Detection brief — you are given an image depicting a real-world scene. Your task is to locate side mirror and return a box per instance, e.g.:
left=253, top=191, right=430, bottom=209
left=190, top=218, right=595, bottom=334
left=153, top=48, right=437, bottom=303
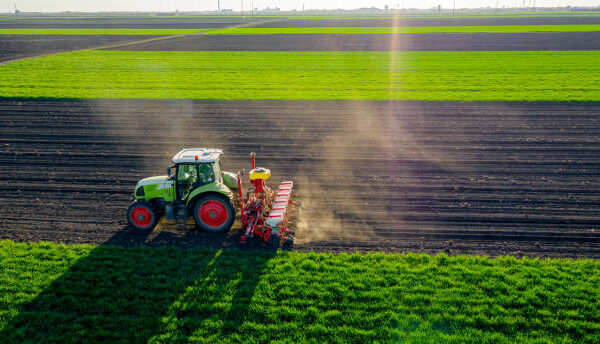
left=167, top=166, right=175, bottom=178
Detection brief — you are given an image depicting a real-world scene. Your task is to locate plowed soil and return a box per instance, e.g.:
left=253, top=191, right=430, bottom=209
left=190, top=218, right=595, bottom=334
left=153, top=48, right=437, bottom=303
left=255, top=16, right=600, bottom=27
left=107, top=32, right=600, bottom=51
left=0, top=35, right=161, bottom=62
left=1, top=99, right=599, bottom=257
left=0, top=19, right=260, bottom=29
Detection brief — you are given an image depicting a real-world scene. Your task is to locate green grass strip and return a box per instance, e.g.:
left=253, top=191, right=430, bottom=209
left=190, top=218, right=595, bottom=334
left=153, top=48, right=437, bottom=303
left=209, top=24, right=600, bottom=35
left=283, top=12, right=600, bottom=19
left=0, top=28, right=210, bottom=35
left=1, top=50, right=598, bottom=101
left=1, top=240, right=599, bottom=343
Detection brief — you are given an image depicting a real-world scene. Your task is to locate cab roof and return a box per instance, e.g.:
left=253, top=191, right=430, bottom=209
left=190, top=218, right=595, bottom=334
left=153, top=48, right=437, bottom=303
left=172, top=148, right=222, bottom=164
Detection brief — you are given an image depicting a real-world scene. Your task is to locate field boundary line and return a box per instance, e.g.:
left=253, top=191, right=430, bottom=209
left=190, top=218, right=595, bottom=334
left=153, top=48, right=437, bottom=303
left=0, top=34, right=199, bottom=67
left=92, top=17, right=285, bottom=50
left=0, top=17, right=284, bottom=67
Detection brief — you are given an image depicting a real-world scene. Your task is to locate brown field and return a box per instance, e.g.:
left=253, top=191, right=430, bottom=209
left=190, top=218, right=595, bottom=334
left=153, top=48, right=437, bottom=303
left=107, top=32, right=600, bottom=51
left=0, top=35, right=161, bottom=62
left=253, top=16, right=600, bottom=27
left=1, top=100, right=599, bottom=257
left=0, top=18, right=260, bottom=29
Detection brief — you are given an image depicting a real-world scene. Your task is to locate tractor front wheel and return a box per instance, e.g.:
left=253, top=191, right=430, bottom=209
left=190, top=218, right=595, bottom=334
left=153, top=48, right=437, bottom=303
left=127, top=201, right=158, bottom=231
left=193, top=194, right=235, bottom=232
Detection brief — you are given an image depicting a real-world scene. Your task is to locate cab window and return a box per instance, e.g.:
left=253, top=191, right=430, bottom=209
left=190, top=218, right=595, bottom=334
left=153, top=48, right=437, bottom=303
left=177, top=164, right=198, bottom=200
left=176, top=163, right=216, bottom=200
left=214, top=160, right=223, bottom=183
left=197, top=163, right=215, bottom=186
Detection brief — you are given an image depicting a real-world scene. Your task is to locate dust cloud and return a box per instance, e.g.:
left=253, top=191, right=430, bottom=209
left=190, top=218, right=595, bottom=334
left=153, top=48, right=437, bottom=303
left=291, top=99, right=466, bottom=244
left=292, top=101, right=400, bottom=244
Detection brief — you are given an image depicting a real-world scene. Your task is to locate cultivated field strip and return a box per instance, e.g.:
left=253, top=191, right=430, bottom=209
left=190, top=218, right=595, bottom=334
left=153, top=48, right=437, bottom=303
left=4, top=51, right=598, bottom=101
left=0, top=19, right=264, bottom=29
left=254, top=16, right=600, bottom=27
left=0, top=34, right=162, bottom=62
left=0, top=17, right=270, bottom=62
left=0, top=100, right=599, bottom=257
left=107, top=32, right=600, bottom=51
left=206, top=25, right=600, bottom=34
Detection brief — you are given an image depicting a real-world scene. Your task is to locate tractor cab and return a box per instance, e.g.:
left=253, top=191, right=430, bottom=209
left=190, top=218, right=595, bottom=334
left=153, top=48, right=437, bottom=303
left=174, top=162, right=215, bottom=200
left=171, top=148, right=222, bottom=201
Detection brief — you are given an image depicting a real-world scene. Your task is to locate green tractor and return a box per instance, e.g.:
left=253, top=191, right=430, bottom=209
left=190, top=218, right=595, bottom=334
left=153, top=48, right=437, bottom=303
left=127, top=148, right=239, bottom=232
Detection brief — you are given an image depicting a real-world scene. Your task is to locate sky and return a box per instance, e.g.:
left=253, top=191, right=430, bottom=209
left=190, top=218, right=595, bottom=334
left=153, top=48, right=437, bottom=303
left=2, top=0, right=599, bottom=13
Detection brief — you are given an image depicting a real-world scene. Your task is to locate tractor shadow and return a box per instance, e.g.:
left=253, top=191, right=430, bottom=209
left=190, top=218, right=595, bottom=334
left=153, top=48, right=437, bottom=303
left=0, top=226, right=278, bottom=343
left=104, top=214, right=276, bottom=251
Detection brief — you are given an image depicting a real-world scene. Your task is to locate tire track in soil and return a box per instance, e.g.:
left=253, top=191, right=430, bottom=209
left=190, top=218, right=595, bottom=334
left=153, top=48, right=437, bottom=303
left=0, top=99, right=599, bottom=258
left=0, top=18, right=274, bottom=65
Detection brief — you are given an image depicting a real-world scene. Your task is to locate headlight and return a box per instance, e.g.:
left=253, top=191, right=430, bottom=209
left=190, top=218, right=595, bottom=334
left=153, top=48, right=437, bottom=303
left=136, top=187, right=145, bottom=197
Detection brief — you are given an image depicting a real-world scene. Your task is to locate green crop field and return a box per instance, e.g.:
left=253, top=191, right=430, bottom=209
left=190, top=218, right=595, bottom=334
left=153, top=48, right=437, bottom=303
left=1, top=241, right=598, bottom=343
left=0, top=28, right=210, bottom=35
left=0, top=50, right=598, bottom=101
left=285, top=12, right=600, bottom=19
left=208, top=25, right=600, bottom=35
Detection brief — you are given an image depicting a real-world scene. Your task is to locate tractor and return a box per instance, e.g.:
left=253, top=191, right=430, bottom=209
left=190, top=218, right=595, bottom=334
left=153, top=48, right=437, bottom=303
left=127, top=148, right=295, bottom=247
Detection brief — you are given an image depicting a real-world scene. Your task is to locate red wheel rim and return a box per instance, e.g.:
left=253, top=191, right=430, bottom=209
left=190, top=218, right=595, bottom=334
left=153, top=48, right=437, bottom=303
left=199, top=200, right=227, bottom=227
left=130, top=206, right=153, bottom=228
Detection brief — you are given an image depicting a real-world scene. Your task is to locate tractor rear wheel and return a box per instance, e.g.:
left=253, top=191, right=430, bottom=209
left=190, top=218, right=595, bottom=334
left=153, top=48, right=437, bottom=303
left=127, top=201, right=158, bottom=231
left=193, top=194, right=235, bottom=232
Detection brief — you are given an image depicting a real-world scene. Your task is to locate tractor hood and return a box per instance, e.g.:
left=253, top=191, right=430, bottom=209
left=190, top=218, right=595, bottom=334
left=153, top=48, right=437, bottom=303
left=134, top=175, right=174, bottom=201
left=136, top=175, right=168, bottom=187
